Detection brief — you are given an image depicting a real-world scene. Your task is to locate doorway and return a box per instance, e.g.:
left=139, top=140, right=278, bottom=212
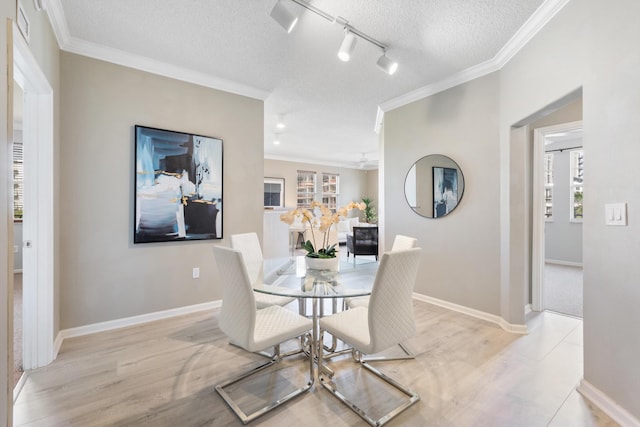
left=532, top=121, right=583, bottom=318
left=12, top=23, right=55, bottom=385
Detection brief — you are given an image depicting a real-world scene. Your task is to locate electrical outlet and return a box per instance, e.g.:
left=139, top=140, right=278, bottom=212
left=13, top=245, right=18, bottom=253
left=192, top=267, right=200, bottom=279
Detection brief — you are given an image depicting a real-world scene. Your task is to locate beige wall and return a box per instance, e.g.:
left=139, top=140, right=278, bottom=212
left=385, top=0, right=640, bottom=418
left=60, top=53, right=264, bottom=328
left=264, top=158, right=374, bottom=218
left=384, top=72, right=501, bottom=315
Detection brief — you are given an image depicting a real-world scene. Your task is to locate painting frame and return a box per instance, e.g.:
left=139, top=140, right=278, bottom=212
left=433, top=166, right=458, bottom=218
left=134, top=125, right=223, bottom=243
left=264, top=177, right=285, bottom=208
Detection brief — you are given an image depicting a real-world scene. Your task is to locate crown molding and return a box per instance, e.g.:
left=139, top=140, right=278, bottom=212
left=379, top=0, right=571, bottom=113
left=493, top=0, right=572, bottom=68
left=379, top=59, right=501, bottom=113
left=265, top=153, right=377, bottom=170
left=45, top=0, right=269, bottom=100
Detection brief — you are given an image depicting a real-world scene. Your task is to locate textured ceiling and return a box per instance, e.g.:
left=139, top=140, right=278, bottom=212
left=56, top=0, right=549, bottom=168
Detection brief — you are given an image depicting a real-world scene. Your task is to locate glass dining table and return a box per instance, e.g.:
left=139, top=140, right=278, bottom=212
left=256, top=256, right=378, bottom=376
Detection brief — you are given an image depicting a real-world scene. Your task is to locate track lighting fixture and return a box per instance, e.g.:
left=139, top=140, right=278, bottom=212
left=270, top=0, right=299, bottom=33
left=338, top=29, right=357, bottom=62
left=376, top=53, right=398, bottom=75
left=270, top=0, right=398, bottom=75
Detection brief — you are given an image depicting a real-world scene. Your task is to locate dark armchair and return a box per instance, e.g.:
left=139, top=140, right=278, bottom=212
left=346, top=226, right=378, bottom=264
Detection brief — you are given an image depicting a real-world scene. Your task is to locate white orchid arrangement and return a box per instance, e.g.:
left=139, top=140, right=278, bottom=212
left=280, top=200, right=365, bottom=258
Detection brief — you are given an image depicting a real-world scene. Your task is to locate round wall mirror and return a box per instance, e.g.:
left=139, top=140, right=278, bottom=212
left=404, top=154, right=465, bottom=218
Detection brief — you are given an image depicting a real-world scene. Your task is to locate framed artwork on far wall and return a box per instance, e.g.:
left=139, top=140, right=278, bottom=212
left=433, top=167, right=458, bottom=218
left=264, top=177, right=285, bottom=208
left=134, top=125, right=223, bottom=243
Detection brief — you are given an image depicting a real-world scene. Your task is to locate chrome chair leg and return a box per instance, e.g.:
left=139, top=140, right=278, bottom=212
left=361, top=342, right=415, bottom=362
left=216, top=338, right=314, bottom=424
left=318, top=330, right=420, bottom=427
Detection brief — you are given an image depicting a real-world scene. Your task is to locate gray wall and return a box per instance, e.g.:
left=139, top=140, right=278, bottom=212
left=500, top=0, right=640, bottom=417
left=384, top=72, right=501, bottom=315
left=60, top=53, right=264, bottom=329
left=386, top=0, right=640, bottom=418
left=501, top=0, right=638, bottom=418
left=264, top=158, right=374, bottom=218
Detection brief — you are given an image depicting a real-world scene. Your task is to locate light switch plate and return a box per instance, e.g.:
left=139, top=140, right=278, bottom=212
left=605, top=203, right=627, bottom=226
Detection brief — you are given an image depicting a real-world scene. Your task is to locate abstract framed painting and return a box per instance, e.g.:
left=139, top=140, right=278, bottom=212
left=134, top=125, right=223, bottom=243
left=433, top=166, right=458, bottom=218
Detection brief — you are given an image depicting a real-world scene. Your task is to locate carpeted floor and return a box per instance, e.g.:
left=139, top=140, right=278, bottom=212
left=544, top=263, right=583, bottom=318
left=14, top=273, right=23, bottom=389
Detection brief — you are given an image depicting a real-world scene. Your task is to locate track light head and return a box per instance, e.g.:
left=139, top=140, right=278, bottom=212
left=338, top=29, right=357, bottom=62
left=270, top=0, right=298, bottom=33
left=376, top=53, right=398, bottom=75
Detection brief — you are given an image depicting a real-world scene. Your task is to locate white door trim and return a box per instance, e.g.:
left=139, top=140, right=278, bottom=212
left=13, top=24, right=55, bottom=369
left=531, top=120, right=582, bottom=312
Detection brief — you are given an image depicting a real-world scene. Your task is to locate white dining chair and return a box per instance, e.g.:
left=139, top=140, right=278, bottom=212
left=212, top=246, right=313, bottom=424
left=344, top=234, right=418, bottom=310
left=230, top=232, right=296, bottom=309
left=319, top=247, right=422, bottom=426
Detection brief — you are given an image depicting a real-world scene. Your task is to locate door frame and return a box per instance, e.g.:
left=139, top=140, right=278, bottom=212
left=13, top=23, right=55, bottom=370
left=531, top=120, right=583, bottom=311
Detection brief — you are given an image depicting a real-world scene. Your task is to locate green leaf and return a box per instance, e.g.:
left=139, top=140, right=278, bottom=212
left=303, top=240, right=315, bottom=254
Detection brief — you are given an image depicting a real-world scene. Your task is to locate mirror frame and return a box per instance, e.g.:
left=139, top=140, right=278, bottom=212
left=404, top=154, right=465, bottom=218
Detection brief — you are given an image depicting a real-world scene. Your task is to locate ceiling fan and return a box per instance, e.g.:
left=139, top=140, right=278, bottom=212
left=356, top=152, right=377, bottom=169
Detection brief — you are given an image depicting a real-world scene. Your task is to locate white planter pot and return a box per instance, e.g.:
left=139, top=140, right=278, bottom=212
left=305, top=256, right=339, bottom=271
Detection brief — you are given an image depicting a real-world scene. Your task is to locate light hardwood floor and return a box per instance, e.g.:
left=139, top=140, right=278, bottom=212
left=14, top=302, right=618, bottom=426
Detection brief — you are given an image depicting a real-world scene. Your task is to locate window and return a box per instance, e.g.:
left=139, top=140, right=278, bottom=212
left=296, top=170, right=316, bottom=208
left=322, top=173, right=339, bottom=211
left=544, top=153, right=553, bottom=220
left=13, top=140, right=23, bottom=220
left=264, top=177, right=284, bottom=208
left=570, top=149, right=584, bottom=221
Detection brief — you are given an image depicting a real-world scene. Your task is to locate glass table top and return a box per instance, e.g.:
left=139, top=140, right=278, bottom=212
left=256, top=256, right=378, bottom=299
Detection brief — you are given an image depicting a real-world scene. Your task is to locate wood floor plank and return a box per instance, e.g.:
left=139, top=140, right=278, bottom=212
left=14, top=303, right=619, bottom=426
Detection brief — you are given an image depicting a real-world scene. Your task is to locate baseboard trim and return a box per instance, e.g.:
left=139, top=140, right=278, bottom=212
left=577, top=379, right=640, bottom=427
left=13, top=371, right=28, bottom=403
left=545, top=259, right=583, bottom=267
left=524, top=304, right=533, bottom=316
left=412, top=293, right=528, bottom=334
left=57, top=300, right=222, bottom=341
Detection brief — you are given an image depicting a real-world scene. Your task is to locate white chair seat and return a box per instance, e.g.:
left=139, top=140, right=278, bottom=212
left=251, top=305, right=312, bottom=352
left=320, top=306, right=372, bottom=352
